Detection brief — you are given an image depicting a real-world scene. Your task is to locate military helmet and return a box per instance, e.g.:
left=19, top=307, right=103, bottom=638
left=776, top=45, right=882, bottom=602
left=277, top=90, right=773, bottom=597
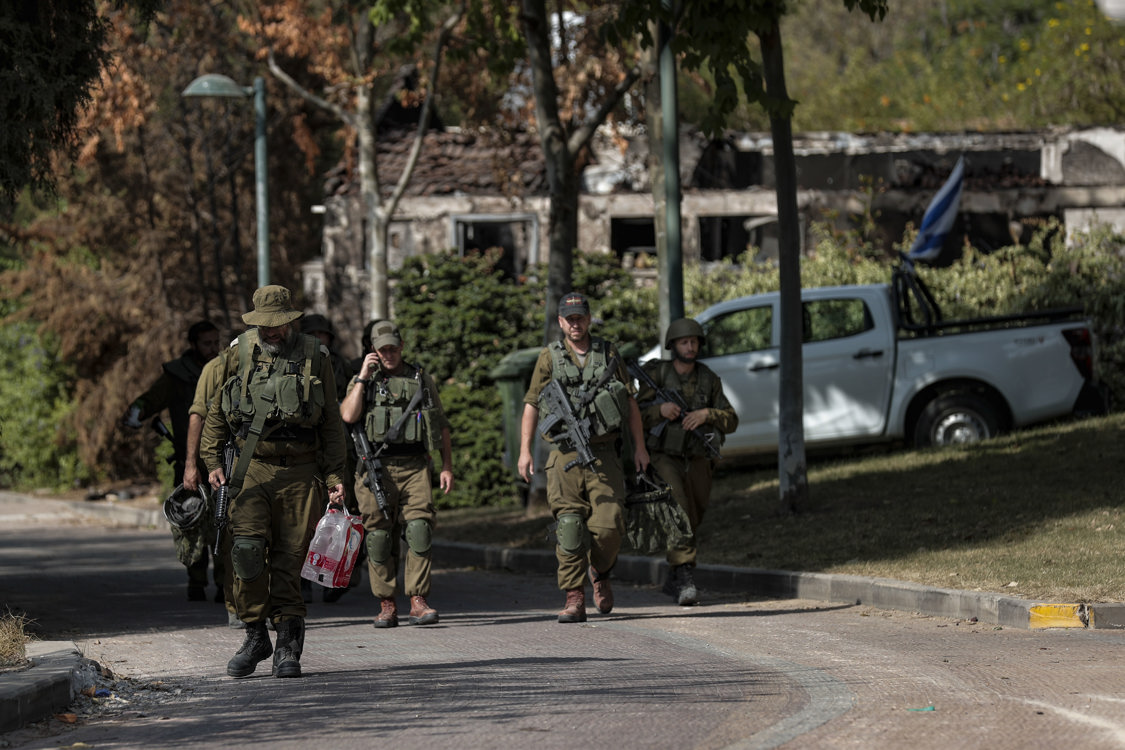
left=163, top=483, right=210, bottom=530
left=664, top=317, right=705, bottom=349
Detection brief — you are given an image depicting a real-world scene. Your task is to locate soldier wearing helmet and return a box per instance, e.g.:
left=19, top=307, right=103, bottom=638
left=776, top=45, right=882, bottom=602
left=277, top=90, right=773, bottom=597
left=637, top=317, right=738, bottom=606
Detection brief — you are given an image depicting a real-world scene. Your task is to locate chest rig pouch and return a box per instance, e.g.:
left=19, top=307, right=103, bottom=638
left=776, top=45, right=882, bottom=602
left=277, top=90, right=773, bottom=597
left=540, top=340, right=630, bottom=438
left=220, top=330, right=326, bottom=438
left=364, top=364, right=440, bottom=451
left=645, top=361, right=717, bottom=457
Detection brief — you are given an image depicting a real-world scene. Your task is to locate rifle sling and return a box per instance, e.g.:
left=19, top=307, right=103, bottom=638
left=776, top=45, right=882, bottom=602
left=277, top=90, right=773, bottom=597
left=228, top=378, right=284, bottom=493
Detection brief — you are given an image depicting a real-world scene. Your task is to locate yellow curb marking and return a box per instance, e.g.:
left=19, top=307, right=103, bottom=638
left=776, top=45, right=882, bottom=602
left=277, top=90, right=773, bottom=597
left=1029, top=604, right=1086, bottom=629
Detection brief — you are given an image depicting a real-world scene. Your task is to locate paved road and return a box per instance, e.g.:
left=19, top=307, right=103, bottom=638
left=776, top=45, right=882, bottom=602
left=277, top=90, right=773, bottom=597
left=3, top=498, right=1125, bottom=748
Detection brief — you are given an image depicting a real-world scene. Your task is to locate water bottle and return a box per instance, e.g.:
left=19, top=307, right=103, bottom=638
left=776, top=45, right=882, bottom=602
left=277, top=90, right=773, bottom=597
left=301, top=506, right=344, bottom=585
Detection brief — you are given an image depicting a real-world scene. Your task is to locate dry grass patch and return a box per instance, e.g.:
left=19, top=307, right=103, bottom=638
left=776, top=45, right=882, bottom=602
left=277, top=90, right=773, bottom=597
left=0, top=610, right=32, bottom=670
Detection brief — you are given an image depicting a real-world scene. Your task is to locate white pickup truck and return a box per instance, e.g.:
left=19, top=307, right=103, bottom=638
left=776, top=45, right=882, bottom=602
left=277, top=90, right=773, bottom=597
left=659, top=271, right=1106, bottom=456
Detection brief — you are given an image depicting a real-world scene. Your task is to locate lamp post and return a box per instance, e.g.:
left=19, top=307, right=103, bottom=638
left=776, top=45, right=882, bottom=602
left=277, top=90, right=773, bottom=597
left=183, top=74, right=270, bottom=288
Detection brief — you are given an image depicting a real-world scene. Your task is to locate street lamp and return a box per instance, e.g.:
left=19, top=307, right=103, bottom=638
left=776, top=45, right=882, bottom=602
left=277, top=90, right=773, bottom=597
left=183, top=74, right=270, bottom=288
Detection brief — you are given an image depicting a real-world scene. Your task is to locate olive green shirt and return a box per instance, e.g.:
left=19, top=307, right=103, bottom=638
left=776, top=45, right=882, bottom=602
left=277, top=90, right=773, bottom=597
left=190, top=347, right=233, bottom=419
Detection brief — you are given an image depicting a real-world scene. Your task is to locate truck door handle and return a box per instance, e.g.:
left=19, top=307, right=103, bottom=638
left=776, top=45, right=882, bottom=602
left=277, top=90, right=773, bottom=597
left=749, top=362, right=780, bottom=372
left=853, top=348, right=884, bottom=359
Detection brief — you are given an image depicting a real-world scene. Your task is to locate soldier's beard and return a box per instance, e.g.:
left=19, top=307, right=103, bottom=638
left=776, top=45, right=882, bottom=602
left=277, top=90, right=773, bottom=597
left=673, top=351, right=697, bottom=365
left=261, top=327, right=297, bottom=356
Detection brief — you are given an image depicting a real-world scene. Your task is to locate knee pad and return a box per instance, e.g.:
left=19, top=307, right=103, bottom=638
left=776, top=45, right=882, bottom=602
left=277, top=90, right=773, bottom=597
left=555, top=513, right=589, bottom=555
left=230, top=536, right=267, bottom=582
left=405, top=519, right=432, bottom=555
left=365, top=529, right=393, bottom=564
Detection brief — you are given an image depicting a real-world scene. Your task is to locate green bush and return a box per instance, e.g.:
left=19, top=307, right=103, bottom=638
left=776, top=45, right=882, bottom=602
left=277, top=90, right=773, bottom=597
left=434, top=383, right=518, bottom=508
left=392, top=249, right=542, bottom=387
left=0, top=322, right=90, bottom=489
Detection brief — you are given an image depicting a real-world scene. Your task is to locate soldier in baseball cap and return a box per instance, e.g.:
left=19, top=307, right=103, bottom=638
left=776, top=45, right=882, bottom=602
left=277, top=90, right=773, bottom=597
left=368, top=320, right=403, bottom=350
left=558, top=292, right=590, bottom=318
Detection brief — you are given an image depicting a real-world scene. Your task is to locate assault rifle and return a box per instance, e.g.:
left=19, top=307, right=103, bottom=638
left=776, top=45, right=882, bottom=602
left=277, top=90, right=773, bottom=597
left=351, top=425, right=391, bottom=519
left=627, top=359, right=721, bottom=460
left=213, top=440, right=237, bottom=553
left=537, top=379, right=597, bottom=472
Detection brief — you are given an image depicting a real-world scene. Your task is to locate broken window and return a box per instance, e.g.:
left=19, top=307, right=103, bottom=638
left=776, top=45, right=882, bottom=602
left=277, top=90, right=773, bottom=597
left=451, top=214, right=539, bottom=279
left=610, top=216, right=656, bottom=268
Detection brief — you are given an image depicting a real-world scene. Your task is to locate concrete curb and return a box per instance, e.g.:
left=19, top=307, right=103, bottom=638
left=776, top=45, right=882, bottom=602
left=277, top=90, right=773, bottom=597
left=435, top=540, right=1125, bottom=631
left=0, top=642, right=81, bottom=734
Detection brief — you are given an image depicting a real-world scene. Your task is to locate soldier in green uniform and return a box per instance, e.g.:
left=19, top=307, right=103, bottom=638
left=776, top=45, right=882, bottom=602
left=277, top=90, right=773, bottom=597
left=201, top=286, right=347, bottom=679
left=518, top=292, right=649, bottom=623
left=340, top=320, right=454, bottom=628
left=637, top=318, right=739, bottom=606
left=123, top=320, right=222, bottom=601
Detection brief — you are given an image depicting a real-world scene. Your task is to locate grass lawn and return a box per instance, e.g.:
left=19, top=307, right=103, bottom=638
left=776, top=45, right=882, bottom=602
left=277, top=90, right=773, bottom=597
left=437, top=412, right=1125, bottom=603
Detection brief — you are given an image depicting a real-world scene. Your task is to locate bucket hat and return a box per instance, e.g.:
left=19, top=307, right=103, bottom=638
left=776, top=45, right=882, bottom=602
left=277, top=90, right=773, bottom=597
left=242, top=285, right=304, bottom=327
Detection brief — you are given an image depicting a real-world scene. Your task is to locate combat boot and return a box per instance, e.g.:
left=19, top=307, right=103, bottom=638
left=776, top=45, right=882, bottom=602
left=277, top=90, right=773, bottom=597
left=226, top=621, right=272, bottom=678
left=373, top=597, right=398, bottom=629
left=676, top=565, right=699, bottom=606
left=409, top=595, right=439, bottom=626
left=557, top=588, right=587, bottom=623
left=588, top=565, right=614, bottom=614
left=272, top=618, right=305, bottom=678
left=661, top=565, right=681, bottom=599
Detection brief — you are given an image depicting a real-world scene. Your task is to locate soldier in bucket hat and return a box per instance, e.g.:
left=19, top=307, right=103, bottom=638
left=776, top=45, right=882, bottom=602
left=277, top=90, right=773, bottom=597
left=201, top=285, right=348, bottom=679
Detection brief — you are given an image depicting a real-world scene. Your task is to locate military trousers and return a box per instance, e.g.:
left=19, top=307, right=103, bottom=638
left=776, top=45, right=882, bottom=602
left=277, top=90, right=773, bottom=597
left=353, top=454, right=436, bottom=599
left=228, top=456, right=322, bottom=623
left=546, top=441, right=626, bottom=590
left=651, top=453, right=713, bottom=567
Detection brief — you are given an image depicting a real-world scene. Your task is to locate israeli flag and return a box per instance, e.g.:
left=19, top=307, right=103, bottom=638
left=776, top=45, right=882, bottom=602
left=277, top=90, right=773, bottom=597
left=906, top=155, right=965, bottom=265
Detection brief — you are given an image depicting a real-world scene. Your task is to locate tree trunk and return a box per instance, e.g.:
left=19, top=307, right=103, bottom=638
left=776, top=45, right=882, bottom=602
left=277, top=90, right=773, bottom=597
left=521, top=0, right=576, bottom=345
left=761, top=20, right=808, bottom=515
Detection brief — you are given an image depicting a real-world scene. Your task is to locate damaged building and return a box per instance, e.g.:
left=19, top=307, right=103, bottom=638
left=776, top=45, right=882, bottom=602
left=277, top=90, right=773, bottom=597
left=304, top=125, right=1125, bottom=359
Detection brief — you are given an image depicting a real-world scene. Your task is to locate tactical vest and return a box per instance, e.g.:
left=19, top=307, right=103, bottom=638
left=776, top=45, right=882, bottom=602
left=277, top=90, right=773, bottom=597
left=363, top=363, right=441, bottom=451
left=219, top=329, right=327, bottom=437
left=643, top=360, right=719, bottom=457
left=540, top=339, right=630, bottom=437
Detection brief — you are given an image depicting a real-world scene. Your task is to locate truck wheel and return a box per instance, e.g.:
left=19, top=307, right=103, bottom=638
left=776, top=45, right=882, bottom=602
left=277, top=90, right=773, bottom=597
left=913, top=393, right=1000, bottom=448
